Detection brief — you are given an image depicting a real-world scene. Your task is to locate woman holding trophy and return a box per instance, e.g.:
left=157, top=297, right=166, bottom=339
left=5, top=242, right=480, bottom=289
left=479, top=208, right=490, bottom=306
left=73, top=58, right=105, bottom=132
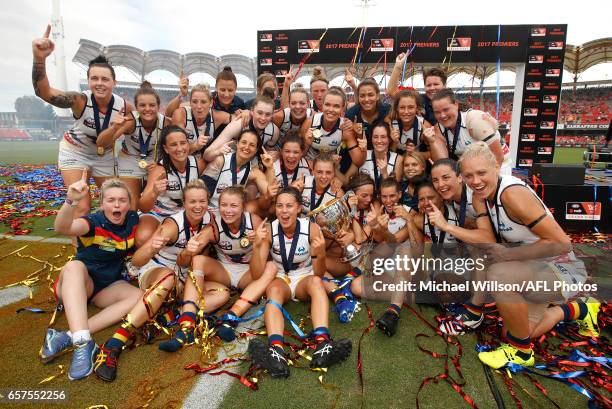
left=248, top=187, right=352, bottom=378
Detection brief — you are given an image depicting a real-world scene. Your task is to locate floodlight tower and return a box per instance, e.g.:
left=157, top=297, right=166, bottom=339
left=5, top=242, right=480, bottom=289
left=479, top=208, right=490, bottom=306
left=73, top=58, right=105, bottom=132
left=51, top=0, right=70, bottom=116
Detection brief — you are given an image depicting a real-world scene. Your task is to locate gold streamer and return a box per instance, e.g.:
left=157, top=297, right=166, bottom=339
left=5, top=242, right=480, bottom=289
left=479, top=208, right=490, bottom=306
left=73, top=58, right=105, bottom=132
left=38, top=364, right=65, bottom=384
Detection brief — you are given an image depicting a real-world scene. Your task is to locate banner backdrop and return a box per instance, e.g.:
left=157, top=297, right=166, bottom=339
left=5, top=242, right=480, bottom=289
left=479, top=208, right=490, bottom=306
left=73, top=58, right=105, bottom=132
left=257, top=24, right=568, bottom=166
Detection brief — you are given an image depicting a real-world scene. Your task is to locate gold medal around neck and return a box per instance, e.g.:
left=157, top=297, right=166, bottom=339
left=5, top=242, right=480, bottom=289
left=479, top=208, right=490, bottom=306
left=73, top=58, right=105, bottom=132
left=240, top=236, right=250, bottom=248
left=138, top=159, right=148, bottom=169
left=97, top=146, right=105, bottom=156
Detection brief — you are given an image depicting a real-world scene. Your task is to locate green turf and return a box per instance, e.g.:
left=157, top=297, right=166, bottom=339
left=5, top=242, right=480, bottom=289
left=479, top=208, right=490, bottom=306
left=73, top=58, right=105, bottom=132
left=220, top=302, right=592, bottom=409
left=553, top=147, right=585, bottom=165
left=0, top=241, right=608, bottom=408
left=0, top=141, right=59, bottom=165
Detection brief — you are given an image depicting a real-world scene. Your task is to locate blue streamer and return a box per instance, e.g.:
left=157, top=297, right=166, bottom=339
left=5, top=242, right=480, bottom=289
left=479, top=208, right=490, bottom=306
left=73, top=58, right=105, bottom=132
left=266, top=299, right=306, bottom=338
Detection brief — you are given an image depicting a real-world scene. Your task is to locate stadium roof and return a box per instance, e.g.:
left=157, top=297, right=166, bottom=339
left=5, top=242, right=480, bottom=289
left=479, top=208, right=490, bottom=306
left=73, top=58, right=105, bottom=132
left=73, top=37, right=611, bottom=84
left=72, top=39, right=258, bottom=83
left=564, top=38, right=612, bottom=80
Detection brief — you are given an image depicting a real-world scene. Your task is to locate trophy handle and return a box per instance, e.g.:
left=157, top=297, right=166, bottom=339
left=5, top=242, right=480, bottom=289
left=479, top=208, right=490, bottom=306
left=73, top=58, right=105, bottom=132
left=342, top=190, right=357, bottom=219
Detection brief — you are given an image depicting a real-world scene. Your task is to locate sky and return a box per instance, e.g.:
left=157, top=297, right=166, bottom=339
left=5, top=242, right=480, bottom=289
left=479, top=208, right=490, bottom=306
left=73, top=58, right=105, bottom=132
left=1, top=0, right=610, bottom=111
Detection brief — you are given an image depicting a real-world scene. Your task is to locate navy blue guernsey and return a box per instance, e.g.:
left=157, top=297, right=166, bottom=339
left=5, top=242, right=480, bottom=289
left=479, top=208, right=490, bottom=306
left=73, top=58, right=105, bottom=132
left=76, top=210, right=139, bottom=289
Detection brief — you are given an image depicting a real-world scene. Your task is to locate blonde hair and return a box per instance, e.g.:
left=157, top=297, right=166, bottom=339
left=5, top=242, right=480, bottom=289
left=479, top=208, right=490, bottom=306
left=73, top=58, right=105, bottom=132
left=458, top=141, right=497, bottom=168
left=183, top=179, right=209, bottom=198
left=403, top=152, right=426, bottom=169
left=190, top=83, right=212, bottom=101
left=100, top=178, right=131, bottom=202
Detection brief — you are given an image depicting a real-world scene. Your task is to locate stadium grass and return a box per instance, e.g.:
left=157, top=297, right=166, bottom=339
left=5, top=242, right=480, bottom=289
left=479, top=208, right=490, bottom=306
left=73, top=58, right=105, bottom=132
left=0, top=240, right=596, bottom=409
left=0, top=141, right=59, bottom=165
left=553, top=147, right=585, bottom=165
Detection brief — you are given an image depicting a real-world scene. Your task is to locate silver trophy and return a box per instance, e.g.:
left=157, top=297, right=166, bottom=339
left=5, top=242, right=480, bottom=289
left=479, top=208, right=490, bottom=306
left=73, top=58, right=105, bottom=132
left=307, top=191, right=362, bottom=264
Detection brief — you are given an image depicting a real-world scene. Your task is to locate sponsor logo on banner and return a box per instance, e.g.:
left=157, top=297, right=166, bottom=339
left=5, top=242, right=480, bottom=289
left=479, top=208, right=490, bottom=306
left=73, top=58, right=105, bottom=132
left=526, top=81, right=541, bottom=90
left=298, top=40, right=320, bottom=53
left=260, top=33, right=272, bottom=42
left=548, top=41, right=564, bottom=50
left=543, top=95, right=558, bottom=103
left=566, top=202, right=601, bottom=221
left=276, top=45, right=288, bottom=54
left=546, top=68, right=561, bottom=77
left=550, top=27, right=566, bottom=36
left=531, top=27, right=546, bottom=36
left=539, top=135, right=554, bottom=142
left=529, top=55, right=544, bottom=63
left=563, top=124, right=609, bottom=130
left=547, top=55, right=562, bottom=63
left=538, top=146, right=553, bottom=155
left=523, top=108, right=538, bottom=116
left=520, top=146, right=535, bottom=154
left=519, top=159, right=533, bottom=167
left=527, top=68, right=543, bottom=76
left=371, top=38, right=394, bottom=52
left=541, top=121, right=555, bottom=129
left=259, top=46, right=272, bottom=53
left=447, top=37, right=471, bottom=51
left=275, top=33, right=288, bottom=41
left=524, top=95, right=539, bottom=103
left=529, top=41, right=545, bottom=49
left=521, top=133, right=536, bottom=142
left=275, top=69, right=288, bottom=77
left=260, top=58, right=272, bottom=66
left=275, top=58, right=289, bottom=65
left=541, top=108, right=556, bottom=116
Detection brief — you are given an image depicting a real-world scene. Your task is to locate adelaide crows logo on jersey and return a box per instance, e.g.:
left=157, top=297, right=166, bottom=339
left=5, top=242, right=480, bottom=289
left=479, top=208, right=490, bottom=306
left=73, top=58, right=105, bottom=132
left=218, top=240, right=232, bottom=251
left=175, top=237, right=187, bottom=249
left=168, top=180, right=181, bottom=192
left=297, top=246, right=307, bottom=255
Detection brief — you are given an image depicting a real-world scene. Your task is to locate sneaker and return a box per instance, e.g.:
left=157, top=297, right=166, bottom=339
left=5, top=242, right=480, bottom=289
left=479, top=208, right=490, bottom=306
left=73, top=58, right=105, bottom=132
left=248, top=338, right=290, bottom=379
left=68, top=339, right=99, bottom=380
left=93, top=344, right=122, bottom=382
left=40, top=329, right=72, bottom=363
left=158, top=326, right=195, bottom=352
left=376, top=310, right=400, bottom=337
left=310, top=338, right=352, bottom=369
left=335, top=297, right=361, bottom=323
left=576, top=299, right=600, bottom=337
left=438, top=306, right=484, bottom=336
left=478, top=343, right=535, bottom=369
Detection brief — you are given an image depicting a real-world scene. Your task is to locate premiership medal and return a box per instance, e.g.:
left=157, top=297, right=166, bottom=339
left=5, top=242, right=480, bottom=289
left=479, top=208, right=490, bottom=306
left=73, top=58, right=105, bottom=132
left=97, top=146, right=105, bottom=156
left=240, top=236, right=250, bottom=248
left=312, top=128, right=321, bottom=144
left=138, top=159, right=148, bottom=169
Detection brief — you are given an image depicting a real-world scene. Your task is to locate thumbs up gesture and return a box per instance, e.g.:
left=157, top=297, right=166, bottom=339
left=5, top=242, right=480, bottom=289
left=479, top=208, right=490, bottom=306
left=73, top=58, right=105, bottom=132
left=153, top=171, right=168, bottom=196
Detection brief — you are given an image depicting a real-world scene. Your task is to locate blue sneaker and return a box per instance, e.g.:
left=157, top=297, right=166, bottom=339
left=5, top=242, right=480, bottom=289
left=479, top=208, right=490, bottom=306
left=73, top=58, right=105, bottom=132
left=335, top=297, right=360, bottom=323
left=333, top=280, right=360, bottom=323
left=40, top=329, right=72, bottom=363
left=68, top=340, right=99, bottom=380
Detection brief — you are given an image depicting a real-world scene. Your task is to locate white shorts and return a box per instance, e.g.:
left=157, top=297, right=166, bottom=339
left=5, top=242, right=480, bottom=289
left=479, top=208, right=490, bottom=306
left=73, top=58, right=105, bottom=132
left=548, top=259, right=588, bottom=299
left=277, top=268, right=313, bottom=301
left=58, top=140, right=114, bottom=177
left=138, top=258, right=185, bottom=292
left=140, top=211, right=169, bottom=223
left=222, top=262, right=250, bottom=288
left=117, top=150, right=148, bottom=179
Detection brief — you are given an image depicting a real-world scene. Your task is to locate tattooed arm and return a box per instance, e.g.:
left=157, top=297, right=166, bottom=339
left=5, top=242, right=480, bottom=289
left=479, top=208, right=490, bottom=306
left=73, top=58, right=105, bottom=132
left=32, top=25, right=85, bottom=113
